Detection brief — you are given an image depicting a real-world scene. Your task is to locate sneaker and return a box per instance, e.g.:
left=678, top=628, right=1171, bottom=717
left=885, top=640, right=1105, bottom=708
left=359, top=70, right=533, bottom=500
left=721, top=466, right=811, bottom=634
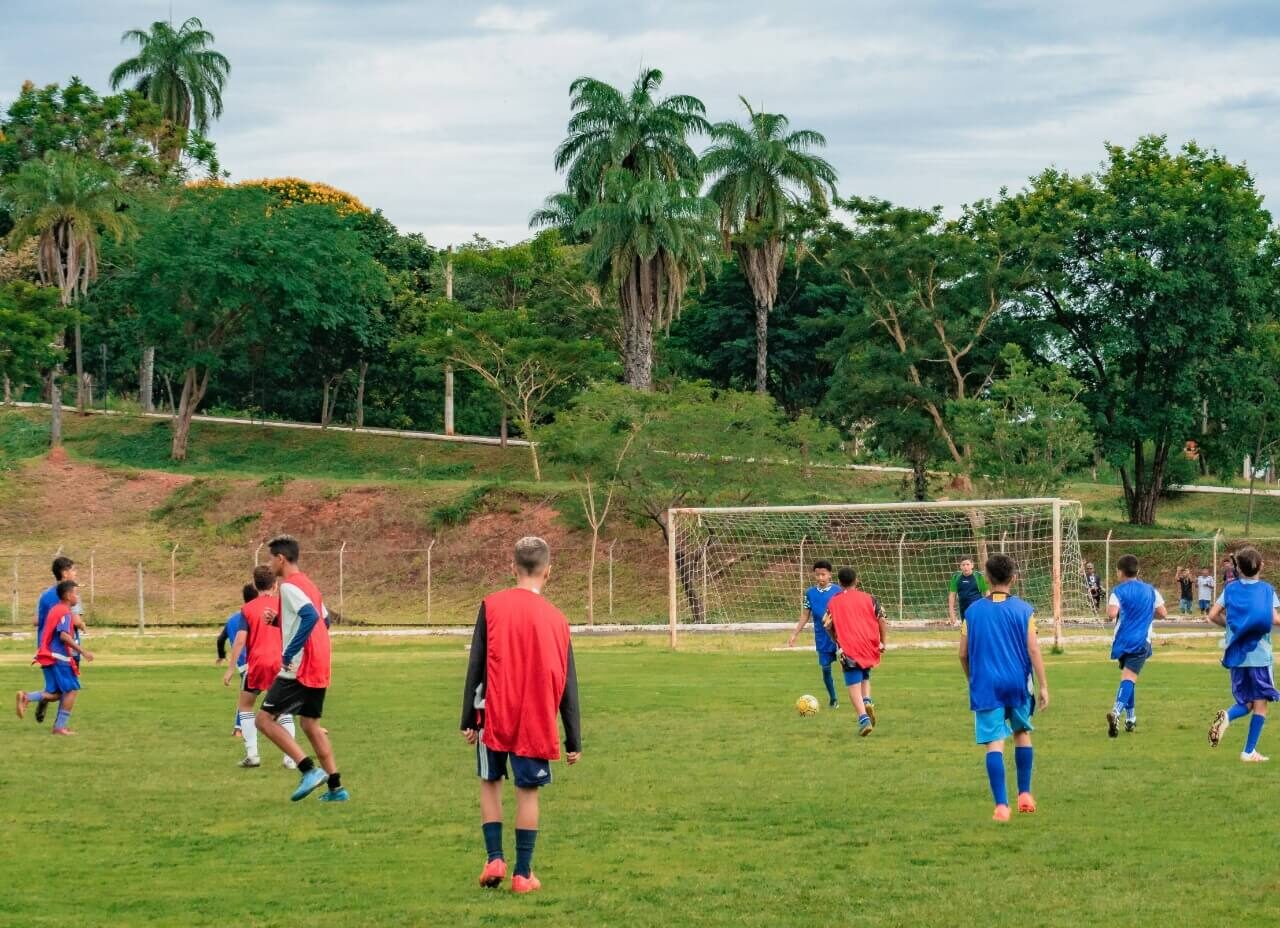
left=51, top=728, right=76, bottom=736
left=1209, top=710, right=1229, bottom=748
left=34, top=700, right=48, bottom=724
left=318, top=787, right=349, bottom=802
left=511, top=873, right=541, bottom=894
left=14, top=690, right=27, bottom=720
left=864, top=701, right=877, bottom=726
left=238, top=756, right=261, bottom=768
left=290, top=766, right=328, bottom=801
left=829, top=700, right=839, bottom=709
left=1125, top=718, right=1137, bottom=733
left=1107, top=710, right=1120, bottom=738
left=478, top=858, right=507, bottom=888
left=1240, top=751, right=1270, bottom=763
left=282, top=755, right=298, bottom=770
left=992, top=804, right=1011, bottom=822
left=1017, top=792, right=1037, bottom=814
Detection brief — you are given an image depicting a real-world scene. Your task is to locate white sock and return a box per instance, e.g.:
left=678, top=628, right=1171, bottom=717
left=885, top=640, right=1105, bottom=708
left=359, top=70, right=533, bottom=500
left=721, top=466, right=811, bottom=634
left=239, top=711, right=259, bottom=759
left=280, top=714, right=296, bottom=739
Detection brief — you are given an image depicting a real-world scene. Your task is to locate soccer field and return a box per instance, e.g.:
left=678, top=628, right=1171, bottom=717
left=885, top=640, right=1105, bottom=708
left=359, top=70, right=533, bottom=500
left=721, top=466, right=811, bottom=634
left=0, top=631, right=1269, bottom=927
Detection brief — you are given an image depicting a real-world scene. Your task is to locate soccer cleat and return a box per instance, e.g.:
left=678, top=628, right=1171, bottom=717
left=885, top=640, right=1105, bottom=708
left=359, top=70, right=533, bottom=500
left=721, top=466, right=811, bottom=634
left=1107, top=711, right=1120, bottom=738
left=318, top=787, right=349, bottom=802
left=829, top=700, right=839, bottom=708
left=290, top=766, right=328, bottom=801
left=282, top=755, right=298, bottom=770
left=238, top=756, right=261, bottom=768
left=15, top=691, right=27, bottom=720
left=478, top=858, right=507, bottom=888
left=864, top=701, right=877, bottom=726
left=1125, top=718, right=1137, bottom=733
left=34, top=700, right=48, bottom=724
left=1240, top=751, right=1270, bottom=763
left=1208, top=710, right=1229, bottom=748
left=51, top=728, right=76, bottom=736
left=1016, top=792, right=1037, bottom=814
left=992, top=804, right=1011, bottom=822
left=511, top=873, right=541, bottom=894
left=858, top=716, right=874, bottom=737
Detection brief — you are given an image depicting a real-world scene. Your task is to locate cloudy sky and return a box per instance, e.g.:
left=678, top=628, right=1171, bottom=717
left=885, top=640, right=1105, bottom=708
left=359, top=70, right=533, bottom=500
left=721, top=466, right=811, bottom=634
left=5, top=1, right=1280, bottom=244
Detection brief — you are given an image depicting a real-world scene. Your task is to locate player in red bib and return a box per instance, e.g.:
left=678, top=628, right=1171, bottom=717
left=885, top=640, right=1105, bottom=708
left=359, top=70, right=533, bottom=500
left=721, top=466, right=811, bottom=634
left=222, top=566, right=298, bottom=769
left=255, top=535, right=345, bottom=803
left=16, top=580, right=94, bottom=734
left=823, top=567, right=888, bottom=737
left=461, top=536, right=582, bottom=894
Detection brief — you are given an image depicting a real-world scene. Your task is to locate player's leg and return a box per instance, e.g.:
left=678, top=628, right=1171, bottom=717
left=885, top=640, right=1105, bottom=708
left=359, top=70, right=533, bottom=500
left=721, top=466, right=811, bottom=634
left=298, top=714, right=347, bottom=801
left=861, top=678, right=875, bottom=723
left=477, top=741, right=509, bottom=887
left=1242, top=697, right=1270, bottom=762
left=278, top=714, right=298, bottom=768
left=1109, top=664, right=1140, bottom=737
left=1010, top=699, right=1037, bottom=814
left=52, top=689, right=78, bottom=735
left=511, top=776, right=543, bottom=893
left=818, top=651, right=838, bottom=707
left=15, top=688, right=58, bottom=720
left=975, top=709, right=1011, bottom=820
left=844, top=667, right=871, bottom=735
left=236, top=688, right=260, bottom=766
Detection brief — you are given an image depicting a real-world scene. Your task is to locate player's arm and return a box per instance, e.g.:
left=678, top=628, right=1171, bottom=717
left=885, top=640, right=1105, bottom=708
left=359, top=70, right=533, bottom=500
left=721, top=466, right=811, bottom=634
left=1207, top=595, right=1227, bottom=627
left=280, top=592, right=321, bottom=671
left=1106, top=592, right=1120, bottom=622
left=223, top=628, right=248, bottom=686
left=460, top=603, right=487, bottom=740
left=58, top=627, right=92, bottom=662
left=957, top=623, right=969, bottom=678
left=1025, top=617, right=1049, bottom=709
left=788, top=605, right=811, bottom=647
left=1153, top=591, right=1168, bottom=620
left=216, top=626, right=229, bottom=664
left=559, top=643, right=582, bottom=764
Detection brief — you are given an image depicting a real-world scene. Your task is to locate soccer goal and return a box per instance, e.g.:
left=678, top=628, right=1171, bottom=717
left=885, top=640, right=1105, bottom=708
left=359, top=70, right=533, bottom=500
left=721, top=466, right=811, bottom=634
left=666, top=498, right=1093, bottom=646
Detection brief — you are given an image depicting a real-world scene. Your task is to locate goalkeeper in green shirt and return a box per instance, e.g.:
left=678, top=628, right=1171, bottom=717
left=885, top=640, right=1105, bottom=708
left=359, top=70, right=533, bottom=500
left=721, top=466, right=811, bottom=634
left=948, top=558, right=989, bottom=625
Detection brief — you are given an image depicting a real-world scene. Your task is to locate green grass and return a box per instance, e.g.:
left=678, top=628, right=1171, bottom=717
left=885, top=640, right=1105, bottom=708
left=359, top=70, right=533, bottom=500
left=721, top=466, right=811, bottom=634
left=0, top=631, right=1268, bottom=926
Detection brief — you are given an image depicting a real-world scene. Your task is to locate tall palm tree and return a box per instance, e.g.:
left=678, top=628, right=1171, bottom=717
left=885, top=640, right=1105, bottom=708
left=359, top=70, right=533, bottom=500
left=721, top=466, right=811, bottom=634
left=3, top=152, right=133, bottom=440
left=110, top=17, right=230, bottom=162
left=702, top=98, right=838, bottom=393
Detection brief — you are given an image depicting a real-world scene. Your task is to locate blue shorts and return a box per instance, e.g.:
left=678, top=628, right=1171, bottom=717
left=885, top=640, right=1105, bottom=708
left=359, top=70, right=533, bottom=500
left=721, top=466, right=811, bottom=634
left=477, top=736, right=553, bottom=789
left=817, top=648, right=837, bottom=669
left=1179, top=597, right=1193, bottom=613
left=842, top=665, right=872, bottom=686
left=1199, top=599, right=1211, bottom=611
left=42, top=662, right=80, bottom=694
left=974, top=698, right=1035, bottom=744
left=1117, top=643, right=1153, bottom=674
left=1230, top=666, right=1280, bottom=704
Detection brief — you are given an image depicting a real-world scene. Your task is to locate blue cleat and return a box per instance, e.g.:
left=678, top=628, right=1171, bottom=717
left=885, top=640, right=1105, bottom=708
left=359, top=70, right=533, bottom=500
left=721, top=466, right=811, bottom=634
left=290, top=766, right=328, bottom=802
left=318, top=787, right=350, bottom=802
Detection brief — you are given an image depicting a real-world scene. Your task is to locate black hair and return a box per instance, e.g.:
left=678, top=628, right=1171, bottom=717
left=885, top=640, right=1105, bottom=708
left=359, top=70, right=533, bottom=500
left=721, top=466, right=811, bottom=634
left=56, top=579, right=78, bottom=600
left=52, top=556, right=74, bottom=580
left=242, top=583, right=257, bottom=603
left=813, top=560, right=833, bottom=572
left=267, top=534, right=300, bottom=564
left=252, top=565, right=275, bottom=592
left=986, top=553, right=1016, bottom=585
left=1117, top=554, right=1139, bottom=578
left=1235, top=547, right=1262, bottom=578
left=837, top=567, right=856, bottom=588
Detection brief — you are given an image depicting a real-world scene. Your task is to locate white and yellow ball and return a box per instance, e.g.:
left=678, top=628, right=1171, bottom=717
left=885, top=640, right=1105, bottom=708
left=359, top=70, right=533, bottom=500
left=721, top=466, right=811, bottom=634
left=795, top=694, right=820, bottom=717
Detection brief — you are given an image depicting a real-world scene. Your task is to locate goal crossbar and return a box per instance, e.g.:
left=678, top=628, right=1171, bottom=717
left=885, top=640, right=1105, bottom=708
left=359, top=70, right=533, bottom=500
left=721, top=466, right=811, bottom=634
left=671, top=498, right=1066, bottom=516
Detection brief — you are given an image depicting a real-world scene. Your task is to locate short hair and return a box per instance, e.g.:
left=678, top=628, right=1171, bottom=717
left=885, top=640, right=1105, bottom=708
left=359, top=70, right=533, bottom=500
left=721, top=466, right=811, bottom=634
left=56, top=579, right=78, bottom=600
left=242, top=583, right=257, bottom=603
left=52, top=556, right=74, bottom=580
left=267, top=534, right=300, bottom=564
left=252, top=565, right=275, bottom=591
left=837, top=567, right=857, bottom=588
left=813, top=559, right=833, bottom=572
left=514, top=536, right=551, bottom=575
left=959, top=557, right=974, bottom=566
left=1235, top=547, right=1262, bottom=578
left=985, top=553, right=1016, bottom=585
left=1117, top=554, right=1139, bottom=578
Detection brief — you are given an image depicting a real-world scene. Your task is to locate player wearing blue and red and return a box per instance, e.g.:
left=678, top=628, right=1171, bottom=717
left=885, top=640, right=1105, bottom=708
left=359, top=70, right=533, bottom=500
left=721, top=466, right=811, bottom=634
left=28, top=556, right=76, bottom=725
left=788, top=560, right=845, bottom=708
left=960, top=554, right=1050, bottom=822
left=823, top=567, right=887, bottom=736
left=461, top=536, right=582, bottom=895
left=255, top=535, right=343, bottom=802
left=16, top=580, right=94, bottom=734
left=222, top=569, right=297, bottom=768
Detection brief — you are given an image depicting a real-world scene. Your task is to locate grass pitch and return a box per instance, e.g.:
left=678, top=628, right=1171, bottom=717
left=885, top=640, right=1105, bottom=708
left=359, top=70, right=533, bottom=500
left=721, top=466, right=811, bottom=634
left=0, top=631, right=1270, bottom=927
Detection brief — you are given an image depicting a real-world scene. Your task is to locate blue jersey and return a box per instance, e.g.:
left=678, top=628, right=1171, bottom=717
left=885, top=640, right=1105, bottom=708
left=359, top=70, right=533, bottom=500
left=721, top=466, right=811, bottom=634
left=1219, top=578, right=1279, bottom=668
left=1110, top=579, right=1161, bottom=659
left=224, top=612, right=247, bottom=669
left=49, top=608, right=75, bottom=661
left=35, top=585, right=59, bottom=647
left=964, top=593, right=1034, bottom=712
left=804, top=585, right=841, bottom=652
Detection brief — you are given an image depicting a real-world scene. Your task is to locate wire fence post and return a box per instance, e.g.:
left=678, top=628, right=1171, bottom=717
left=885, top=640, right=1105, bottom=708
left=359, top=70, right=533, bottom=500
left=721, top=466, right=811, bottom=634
left=1212, top=530, right=1221, bottom=577
left=170, top=544, right=179, bottom=620
left=1104, top=530, right=1113, bottom=613
left=10, top=555, right=17, bottom=626
left=426, top=537, right=436, bottom=624
left=89, top=550, right=96, bottom=616
left=338, top=540, right=347, bottom=616
left=607, top=539, right=616, bottom=619
left=136, top=562, right=145, bottom=635
left=799, top=536, right=808, bottom=590
left=253, top=542, right=263, bottom=568
left=897, top=532, right=907, bottom=620
left=1000, top=531, right=1008, bottom=554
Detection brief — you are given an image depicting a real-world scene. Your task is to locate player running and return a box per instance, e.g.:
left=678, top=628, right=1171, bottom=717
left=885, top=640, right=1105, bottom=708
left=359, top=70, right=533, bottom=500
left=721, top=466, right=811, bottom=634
left=788, top=560, right=843, bottom=708
left=461, top=536, right=582, bottom=894
left=947, top=557, right=989, bottom=625
left=254, top=535, right=344, bottom=802
left=960, top=554, right=1050, bottom=822
left=223, top=568, right=298, bottom=769
left=31, top=556, right=77, bottom=724
left=823, top=567, right=887, bottom=736
left=16, top=580, right=94, bottom=734
left=1106, top=554, right=1167, bottom=737
left=1206, top=546, right=1280, bottom=762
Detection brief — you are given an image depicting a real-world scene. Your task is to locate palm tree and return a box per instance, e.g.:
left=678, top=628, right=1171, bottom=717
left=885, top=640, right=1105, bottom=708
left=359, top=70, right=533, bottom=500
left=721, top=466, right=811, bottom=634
left=110, top=17, right=230, bottom=162
left=3, top=152, right=133, bottom=440
left=701, top=98, right=838, bottom=393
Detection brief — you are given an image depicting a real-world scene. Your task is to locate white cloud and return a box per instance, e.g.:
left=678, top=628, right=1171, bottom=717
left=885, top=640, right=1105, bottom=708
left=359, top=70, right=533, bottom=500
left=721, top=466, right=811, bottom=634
left=473, top=5, right=552, bottom=33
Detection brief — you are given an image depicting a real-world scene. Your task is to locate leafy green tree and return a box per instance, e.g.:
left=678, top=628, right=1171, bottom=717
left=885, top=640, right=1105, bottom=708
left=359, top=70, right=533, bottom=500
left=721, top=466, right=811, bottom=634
left=110, top=17, right=230, bottom=161
left=0, top=281, right=67, bottom=403
left=701, top=98, right=837, bottom=393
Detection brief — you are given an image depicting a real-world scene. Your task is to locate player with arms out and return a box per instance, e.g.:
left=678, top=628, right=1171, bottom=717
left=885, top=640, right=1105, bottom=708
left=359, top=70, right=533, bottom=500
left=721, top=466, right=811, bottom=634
left=16, top=580, right=94, bottom=734
left=1206, top=546, right=1280, bottom=762
left=823, top=567, right=887, bottom=737
left=787, top=560, right=844, bottom=709
left=224, top=567, right=298, bottom=769
left=461, top=537, right=581, bottom=894
left=254, top=535, right=345, bottom=802
left=948, top=557, right=989, bottom=626
left=1106, top=554, right=1167, bottom=737
left=960, top=554, right=1049, bottom=822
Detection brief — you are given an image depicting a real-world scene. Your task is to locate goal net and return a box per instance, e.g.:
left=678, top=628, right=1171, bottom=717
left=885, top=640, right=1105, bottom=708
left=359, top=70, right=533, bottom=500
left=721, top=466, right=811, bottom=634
left=667, top=498, right=1093, bottom=636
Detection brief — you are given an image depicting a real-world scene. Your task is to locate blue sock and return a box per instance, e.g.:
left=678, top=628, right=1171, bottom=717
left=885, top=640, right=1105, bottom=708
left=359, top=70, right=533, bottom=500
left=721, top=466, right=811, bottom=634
left=25, top=691, right=43, bottom=702
left=514, top=828, right=537, bottom=878
left=1115, top=679, right=1135, bottom=714
left=1015, top=746, right=1033, bottom=795
left=482, top=821, right=503, bottom=862
left=858, top=714, right=870, bottom=725
left=1228, top=703, right=1251, bottom=722
left=1244, top=715, right=1266, bottom=754
left=821, top=666, right=837, bottom=704
left=54, top=708, right=70, bottom=729
left=985, top=750, right=1008, bottom=806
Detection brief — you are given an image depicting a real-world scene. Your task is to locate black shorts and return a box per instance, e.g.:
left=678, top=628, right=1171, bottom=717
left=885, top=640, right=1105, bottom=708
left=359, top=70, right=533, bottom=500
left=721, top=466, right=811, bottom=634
left=261, top=677, right=326, bottom=719
left=239, top=669, right=261, bottom=696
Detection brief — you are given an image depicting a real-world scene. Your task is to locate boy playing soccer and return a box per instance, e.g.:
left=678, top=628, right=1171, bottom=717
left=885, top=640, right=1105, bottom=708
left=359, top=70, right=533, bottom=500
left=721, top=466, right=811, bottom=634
left=788, top=560, right=845, bottom=708
left=823, top=567, right=886, bottom=736
left=1106, top=554, right=1167, bottom=737
left=223, top=568, right=298, bottom=769
left=461, top=536, right=581, bottom=894
left=254, top=535, right=345, bottom=802
left=1197, top=568, right=1215, bottom=616
left=1206, top=546, right=1280, bottom=762
left=948, top=557, right=989, bottom=625
left=31, top=556, right=76, bottom=724
left=16, top=580, right=94, bottom=734
left=959, top=554, right=1050, bottom=822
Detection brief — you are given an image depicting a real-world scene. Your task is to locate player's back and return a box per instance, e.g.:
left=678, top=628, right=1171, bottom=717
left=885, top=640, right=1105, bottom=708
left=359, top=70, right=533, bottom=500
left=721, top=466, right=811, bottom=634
left=964, top=594, right=1033, bottom=710
left=279, top=571, right=330, bottom=688
left=827, top=589, right=882, bottom=669
left=1111, top=579, right=1157, bottom=657
left=1222, top=578, right=1277, bottom=667
left=242, top=595, right=283, bottom=679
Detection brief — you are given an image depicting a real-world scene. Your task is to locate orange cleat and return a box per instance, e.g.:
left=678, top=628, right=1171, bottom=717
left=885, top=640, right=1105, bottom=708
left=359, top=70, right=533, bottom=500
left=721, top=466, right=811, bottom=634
left=511, top=873, right=541, bottom=894
left=992, top=804, right=1011, bottom=822
left=478, top=858, right=507, bottom=888
left=51, top=728, right=77, bottom=736
left=15, top=690, right=28, bottom=720
left=1017, top=792, right=1037, bottom=814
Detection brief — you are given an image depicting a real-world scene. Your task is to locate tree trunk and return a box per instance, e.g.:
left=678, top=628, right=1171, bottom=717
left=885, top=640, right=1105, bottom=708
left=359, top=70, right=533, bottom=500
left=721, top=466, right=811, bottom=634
left=170, top=367, right=209, bottom=461
left=140, top=346, right=155, bottom=413
left=586, top=527, right=598, bottom=626
left=321, top=377, right=331, bottom=428
left=49, top=364, right=62, bottom=447
left=753, top=298, right=769, bottom=395
left=912, top=456, right=928, bottom=502
left=500, top=414, right=508, bottom=448
left=355, top=361, right=368, bottom=429
left=74, top=320, right=85, bottom=413
left=619, top=255, right=658, bottom=391
left=735, top=240, right=785, bottom=396
left=3, top=376, right=10, bottom=405
left=517, top=410, right=541, bottom=481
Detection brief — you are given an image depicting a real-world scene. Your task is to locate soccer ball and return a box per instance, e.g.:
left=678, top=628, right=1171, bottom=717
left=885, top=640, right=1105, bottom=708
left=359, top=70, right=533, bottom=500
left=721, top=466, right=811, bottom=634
left=795, top=694, right=820, bottom=717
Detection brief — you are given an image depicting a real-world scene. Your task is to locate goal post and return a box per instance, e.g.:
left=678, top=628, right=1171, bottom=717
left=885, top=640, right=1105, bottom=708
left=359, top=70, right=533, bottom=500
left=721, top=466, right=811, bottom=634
left=666, top=498, right=1091, bottom=647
